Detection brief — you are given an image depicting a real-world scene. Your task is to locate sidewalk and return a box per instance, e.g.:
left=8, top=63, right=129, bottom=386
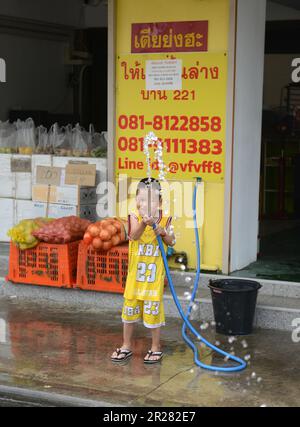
left=0, top=296, right=299, bottom=407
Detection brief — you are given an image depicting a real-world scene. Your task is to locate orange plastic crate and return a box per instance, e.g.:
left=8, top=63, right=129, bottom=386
left=75, top=241, right=128, bottom=293
left=7, top=241, right=80, bottom=288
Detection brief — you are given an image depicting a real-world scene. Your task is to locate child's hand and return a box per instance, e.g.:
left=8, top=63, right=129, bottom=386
left=142, top=215, right=155, bottom=226
left=154, top=226, right=167, bottom=237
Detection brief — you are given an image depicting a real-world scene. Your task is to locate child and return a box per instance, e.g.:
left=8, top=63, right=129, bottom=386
left=111, top=177, right=175, bottom=364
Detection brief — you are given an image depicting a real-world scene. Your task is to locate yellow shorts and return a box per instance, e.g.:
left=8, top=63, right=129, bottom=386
left=122, top=299, right=165, bottom=329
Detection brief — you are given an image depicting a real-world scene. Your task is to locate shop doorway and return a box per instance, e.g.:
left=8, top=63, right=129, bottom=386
left=0, top=0, right=108, bottom=132
left=232, top=0, right=300, bottom=282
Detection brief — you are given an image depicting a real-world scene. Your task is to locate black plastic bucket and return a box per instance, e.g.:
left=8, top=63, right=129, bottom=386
left=208, top=279, right=262, bottom=335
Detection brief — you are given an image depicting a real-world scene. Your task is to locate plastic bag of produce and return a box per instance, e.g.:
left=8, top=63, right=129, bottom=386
left=35, top=125, right=51, bottom=154
left=83, top=217, right=128, bottom=251
left=0, top=121, right=17, bottom=153
left=91, top=127, right=107, bottom=158
left=8, top=217, right=54, bottom=250
left=72, top=123, right=91, bottom=157
left=50, top=123, right=73, bottom=157
left=15, top=118, right=36, bottom=155
left=32, top=216, right=91, bottom=244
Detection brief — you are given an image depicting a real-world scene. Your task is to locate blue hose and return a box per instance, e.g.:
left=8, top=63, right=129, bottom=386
left=153, top=179, right=247, bottom=372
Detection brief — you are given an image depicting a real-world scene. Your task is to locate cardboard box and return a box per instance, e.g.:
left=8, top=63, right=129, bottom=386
left=1, top=197, right=108, bottom=242
left=0, top=154, right=32, bottom=199
left=32, top=184, right=97, bottom=206
left=52, top=156, right=107, bottom=186
left=32, top=155, right=53, bottom=184
left=65, top=163, right=96, bottom=187
left=0, top=198, right=14, bottom=241
left=15, top=200, right=98, bottom=222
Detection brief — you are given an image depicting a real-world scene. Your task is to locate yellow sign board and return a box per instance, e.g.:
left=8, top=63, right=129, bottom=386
left=115, top=0, right=231, bottom=270
left=116, top=53, right=227, bottom=182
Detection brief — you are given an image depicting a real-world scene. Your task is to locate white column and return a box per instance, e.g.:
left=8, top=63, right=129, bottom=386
left=229, top=0, right=266, bottom=272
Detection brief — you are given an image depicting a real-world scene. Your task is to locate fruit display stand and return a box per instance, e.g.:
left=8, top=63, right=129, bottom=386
left=75, top=242, right=129, bottom=293
left=7, top=240, right=80, bottom=288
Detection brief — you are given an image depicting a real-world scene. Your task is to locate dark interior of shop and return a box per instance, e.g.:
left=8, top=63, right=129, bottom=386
left=233, top=0, right=300, bottom=281
left=0, top=1, right=108, bottom=131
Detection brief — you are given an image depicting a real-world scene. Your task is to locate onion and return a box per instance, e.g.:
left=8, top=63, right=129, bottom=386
left=106, top=224, right=117, bottom=235
left=100, top=229, right=111, bottom=241
left=88, top=225, right=100, bottom=237
left=92, top=237, right=103, bottom=249
left=100, top=219, right=110, bottom=229
left=113, top=221, right=122, bottom=231
left=83, top=232, right=93, bottom=245
left=111, top=235, right=121, bottom=247
left=102, top=241, right=113, bottom=251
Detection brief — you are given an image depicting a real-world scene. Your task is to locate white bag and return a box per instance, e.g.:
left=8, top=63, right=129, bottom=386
left=15, top=118, right=36, bottom=154
left=0, top=121, right=17, bottom=153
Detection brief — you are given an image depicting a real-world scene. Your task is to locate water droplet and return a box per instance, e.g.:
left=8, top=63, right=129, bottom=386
left=226, top=312, right=231, bottom=316
left=192, top=303, right=198, bottom=311
left=185, top=276, right=192, bottom=283
left=180, top=265, right=186, bottom=271
left=244, top=354, right=251, bottom=361
left=241, top=340, right=248, bottom=348
left=224, top=356, right=229, bottom=362
left=211, top=321, right=216, bottom=327
left=257, top=377, right=262, bottom=383
left=228, top=336, right=236, bottom=344
left=215, top=341, right=220, bottom=346
left=200, top=322, right=209, bottom=330
left=251, top=372, right=256, bottom=379
left=190, top=369, right=194, bottom=374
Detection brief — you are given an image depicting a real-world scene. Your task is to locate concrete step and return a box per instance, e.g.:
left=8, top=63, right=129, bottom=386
left=170, top=270, right=300, bottom=299
left=1, top=278, right=299, bottom=332
left=164, top=287, right=300, bottom=332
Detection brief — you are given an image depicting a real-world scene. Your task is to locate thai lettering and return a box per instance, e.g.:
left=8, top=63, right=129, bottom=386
left=131, top=21, right=208, bottom=53
left=122, top=61, right=219, bottom=81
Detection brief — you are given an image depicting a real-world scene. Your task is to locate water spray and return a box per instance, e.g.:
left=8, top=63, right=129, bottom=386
left=143, top=132, right=247, bottom=372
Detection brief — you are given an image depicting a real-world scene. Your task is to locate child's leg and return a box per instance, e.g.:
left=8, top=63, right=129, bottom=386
left=111, top=299, right=141, bottom=360
left=123, top=322, right=135, bottom=349
left=151, top=326, right=161, bottom=352
left=143, top=327, right=162, bottom=362
left=143, top=300, right=165, bottom=361
left=111, top=322, right=135, bottom=360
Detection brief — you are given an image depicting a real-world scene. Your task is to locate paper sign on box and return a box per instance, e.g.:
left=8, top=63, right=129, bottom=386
left=65, top=163, right=96, bottom=187
left=36, top=166, right=63, bottom=186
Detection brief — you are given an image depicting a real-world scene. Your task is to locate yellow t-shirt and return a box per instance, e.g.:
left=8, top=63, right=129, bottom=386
left=124, top=209, right=172, bottom=302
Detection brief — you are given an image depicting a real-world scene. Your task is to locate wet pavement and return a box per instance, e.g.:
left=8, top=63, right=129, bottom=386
left=0, top=296, right=299, bottom=407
